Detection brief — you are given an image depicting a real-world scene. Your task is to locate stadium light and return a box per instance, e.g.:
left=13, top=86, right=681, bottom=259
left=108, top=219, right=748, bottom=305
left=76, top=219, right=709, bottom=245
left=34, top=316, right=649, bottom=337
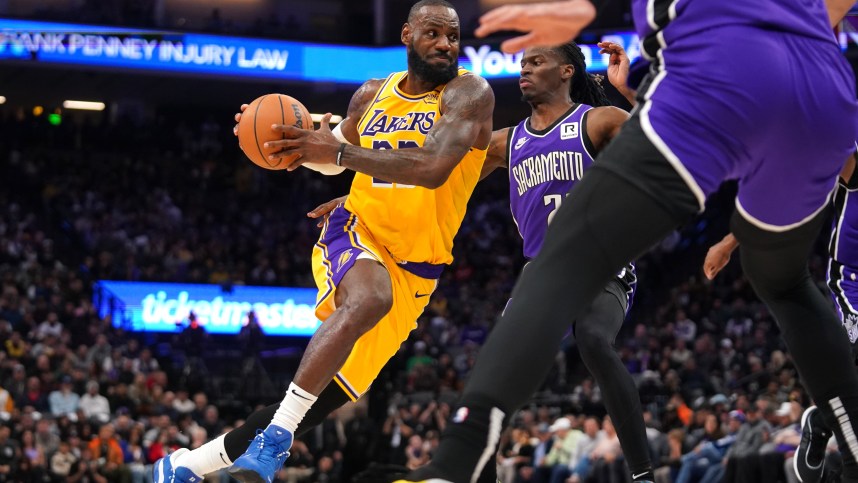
left=62, top=100, right=106, bottom=111
left=0, top=96, right=5, bottom=105
left=311, top=113, right=344, bottom=124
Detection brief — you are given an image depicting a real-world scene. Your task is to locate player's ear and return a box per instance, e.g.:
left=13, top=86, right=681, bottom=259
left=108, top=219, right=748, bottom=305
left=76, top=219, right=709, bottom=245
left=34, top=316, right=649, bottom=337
left=562, top=64, right=574, bottom=82
left=402, top=23, right=412, bottom=45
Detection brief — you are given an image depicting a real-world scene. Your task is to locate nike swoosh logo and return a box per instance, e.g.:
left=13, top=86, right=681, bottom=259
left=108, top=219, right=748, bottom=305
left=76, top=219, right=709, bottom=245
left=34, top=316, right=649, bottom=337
left=415, top=292, right=430, bottom=298
left=219, top=452, right=229, bottom=465
left=291, top=389, right=313, bottom=401
left=376, top=95, right=390, bottom=102
left=632, top=472, right=649, bottom=480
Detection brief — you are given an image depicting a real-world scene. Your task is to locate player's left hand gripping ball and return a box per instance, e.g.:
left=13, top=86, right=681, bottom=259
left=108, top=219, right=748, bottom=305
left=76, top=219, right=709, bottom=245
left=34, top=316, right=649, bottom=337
left=267, top=113, right=340, bottom=171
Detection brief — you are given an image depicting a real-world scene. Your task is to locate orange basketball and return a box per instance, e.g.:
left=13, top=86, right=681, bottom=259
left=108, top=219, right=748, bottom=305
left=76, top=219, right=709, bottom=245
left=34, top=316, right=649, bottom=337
left=237, top=94, right=313, bottom=170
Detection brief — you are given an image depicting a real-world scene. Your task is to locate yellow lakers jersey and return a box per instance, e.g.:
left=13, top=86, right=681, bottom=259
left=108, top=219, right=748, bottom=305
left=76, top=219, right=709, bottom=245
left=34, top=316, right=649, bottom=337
left=345, top=68, right=487, bottom=266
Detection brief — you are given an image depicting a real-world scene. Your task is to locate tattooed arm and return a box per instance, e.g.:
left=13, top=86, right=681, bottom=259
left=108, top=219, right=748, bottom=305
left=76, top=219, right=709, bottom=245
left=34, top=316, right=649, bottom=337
left=265, top=74, right=495, bottom=189
left=338, top=74, right=495, bottom=188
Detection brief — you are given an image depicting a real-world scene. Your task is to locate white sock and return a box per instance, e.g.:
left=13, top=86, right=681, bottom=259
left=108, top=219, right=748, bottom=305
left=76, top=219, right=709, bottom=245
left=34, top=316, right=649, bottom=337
left=174, top=434, right=231, bottom=476
left=270, top=382, right=318, bottom=433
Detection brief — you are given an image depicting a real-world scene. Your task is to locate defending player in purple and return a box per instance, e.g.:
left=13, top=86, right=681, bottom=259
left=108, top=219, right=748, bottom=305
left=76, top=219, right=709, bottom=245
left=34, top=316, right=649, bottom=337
left=478, top=41, right=649, bottom=482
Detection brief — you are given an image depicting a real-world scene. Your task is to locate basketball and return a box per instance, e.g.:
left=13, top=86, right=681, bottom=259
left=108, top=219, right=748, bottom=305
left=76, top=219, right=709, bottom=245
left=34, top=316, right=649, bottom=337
left=237, top=94, right=313, bottom=170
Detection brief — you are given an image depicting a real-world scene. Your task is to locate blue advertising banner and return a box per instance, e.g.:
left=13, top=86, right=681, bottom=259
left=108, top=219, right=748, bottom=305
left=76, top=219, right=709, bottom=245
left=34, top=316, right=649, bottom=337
left=94, top=280, right=321, bottom=336
left=0, top=18, right=640, bottom=83
left=459, top=32, right=641, bottom=78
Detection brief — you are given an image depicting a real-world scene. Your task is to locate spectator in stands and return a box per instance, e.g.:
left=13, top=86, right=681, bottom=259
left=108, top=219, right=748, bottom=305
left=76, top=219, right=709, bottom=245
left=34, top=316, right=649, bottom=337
left=566, top=416, right=602, bottom=483
left=79, top=381, right=110, bottom=423
left=4, top=332, right=26, bottom=360
left=238, top=311, right=264, bottom=358
left=88, top=423, right=130, bottom=483
left=131, top=348, right=159, bottom=375
left=200, top=405, right=223, bottom=438
left=569, top=416, right=622, bottom=483
left=677, top=411, right=742, bottom=483
left=405, top=434, right=429, bottom=470
left=653, top=428, right=687, bottom=483
left=538, top=417, right=581, bottom=483
left=34, top=419, right=59, bottom=457
left=0, top=385, right=13, bottom=415
left=0, top=425, right=16, bottom=482
left=68, top=447, right=106, bottom=483
left=87, top=334, right=112, bottom=369
left=18, top=376, right=48, bottom=413
left=723, top=405, right=772, bottom=483
left=35, top=312, right=63, bottom=340
left=498, top=427, right=535, bottom=483
left=49, top=441, right=77, bottom=481
left=172, top=389, right=194, bottom=415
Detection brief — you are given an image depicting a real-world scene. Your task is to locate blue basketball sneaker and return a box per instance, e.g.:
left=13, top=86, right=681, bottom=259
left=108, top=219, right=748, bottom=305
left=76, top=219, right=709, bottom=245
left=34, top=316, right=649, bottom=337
left=174, top=465, right=204, bottom=483
left=228, top=425, right=292, bottom=483
left=153, top=448, right=189, bottom=483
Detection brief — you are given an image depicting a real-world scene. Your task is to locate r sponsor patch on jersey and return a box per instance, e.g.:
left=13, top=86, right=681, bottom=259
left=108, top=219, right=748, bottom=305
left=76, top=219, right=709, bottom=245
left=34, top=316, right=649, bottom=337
left=560, top=122, right=579, bottom=140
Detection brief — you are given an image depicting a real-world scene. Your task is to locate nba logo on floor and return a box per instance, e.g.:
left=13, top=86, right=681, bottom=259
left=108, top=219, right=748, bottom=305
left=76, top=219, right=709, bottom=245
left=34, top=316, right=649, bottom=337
left=453, top=407, right=469, bottom=423
left=560, top=122, right=579, bottom=140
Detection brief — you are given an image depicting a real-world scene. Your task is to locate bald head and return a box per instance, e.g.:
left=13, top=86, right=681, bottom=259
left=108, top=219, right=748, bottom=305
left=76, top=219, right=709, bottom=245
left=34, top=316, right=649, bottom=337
left=408, top=0, right=456, bottom=23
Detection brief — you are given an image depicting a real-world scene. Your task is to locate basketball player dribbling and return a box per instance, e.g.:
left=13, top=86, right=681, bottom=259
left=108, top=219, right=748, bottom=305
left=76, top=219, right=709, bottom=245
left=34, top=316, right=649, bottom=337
left=481, top=40, right=654, bottom=483
left=313, top=39, right=657, bottom=482
left=397, top=0, right=858, bottom=482
left=152, top=1, right=496, bottom=482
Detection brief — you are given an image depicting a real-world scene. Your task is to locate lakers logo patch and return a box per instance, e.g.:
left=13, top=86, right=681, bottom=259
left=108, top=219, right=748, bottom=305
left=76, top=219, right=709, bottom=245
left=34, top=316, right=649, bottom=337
left=337, top=250, right=354, bottom=273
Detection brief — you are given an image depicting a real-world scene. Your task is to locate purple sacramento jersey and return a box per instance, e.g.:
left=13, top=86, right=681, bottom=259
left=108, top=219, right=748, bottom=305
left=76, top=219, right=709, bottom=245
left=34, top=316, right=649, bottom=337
left=631, top=0, right=832, bottom=55
left=508, top=104, right=636, bottom=306
left=828, top=171, right=858, bottom=343
left=624, top=0, right=857, bottom=231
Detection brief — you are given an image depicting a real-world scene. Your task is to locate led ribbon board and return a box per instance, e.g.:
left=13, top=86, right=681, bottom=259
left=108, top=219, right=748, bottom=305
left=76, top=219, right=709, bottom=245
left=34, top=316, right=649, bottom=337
left=94, top=280, right=321, bottom=336
left=0, top=18, right=640, bottom=82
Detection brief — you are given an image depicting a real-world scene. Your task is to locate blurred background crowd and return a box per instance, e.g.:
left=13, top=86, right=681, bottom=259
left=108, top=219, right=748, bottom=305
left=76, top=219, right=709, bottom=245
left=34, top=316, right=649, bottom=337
left=0, top=0, right=849, bottom=480
left=0, top=93, right=833, bottom=483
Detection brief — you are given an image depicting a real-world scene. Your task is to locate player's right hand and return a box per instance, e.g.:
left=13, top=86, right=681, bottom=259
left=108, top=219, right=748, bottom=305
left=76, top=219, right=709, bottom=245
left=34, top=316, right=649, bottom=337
left=232, top=104, right=249, bottom=137
left=308, top=195, right=348, bottom=227
left=475, top=0, right=596, bottom=54
left=703, top=242, right=732, bottom=280
left=598, top=41, right=630, bottom=91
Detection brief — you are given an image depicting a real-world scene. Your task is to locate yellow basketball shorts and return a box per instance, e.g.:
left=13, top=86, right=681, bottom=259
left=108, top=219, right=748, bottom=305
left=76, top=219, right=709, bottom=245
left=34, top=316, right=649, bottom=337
left=312, top=206, right=441, bottom=400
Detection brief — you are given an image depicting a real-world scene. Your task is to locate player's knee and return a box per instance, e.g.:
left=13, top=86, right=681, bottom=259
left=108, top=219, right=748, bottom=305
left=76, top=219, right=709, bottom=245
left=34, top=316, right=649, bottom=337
left=340, top=288, right=393, bottom=333
left=575, top=324, right=614, bottom=358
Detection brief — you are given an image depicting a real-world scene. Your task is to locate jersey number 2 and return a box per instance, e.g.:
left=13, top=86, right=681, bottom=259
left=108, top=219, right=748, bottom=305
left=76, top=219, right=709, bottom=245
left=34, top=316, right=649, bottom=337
left=371, top=140, right=420, bottom=188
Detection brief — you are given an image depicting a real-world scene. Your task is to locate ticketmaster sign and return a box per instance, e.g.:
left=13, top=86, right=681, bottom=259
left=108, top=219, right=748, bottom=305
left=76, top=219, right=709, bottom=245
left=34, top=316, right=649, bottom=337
left=94, top=280, right=321, bottom=336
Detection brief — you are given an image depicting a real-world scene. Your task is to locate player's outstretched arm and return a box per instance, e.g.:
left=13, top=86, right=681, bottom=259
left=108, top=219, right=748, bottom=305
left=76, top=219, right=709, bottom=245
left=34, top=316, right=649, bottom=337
left=475, top=0, right=596, bottom=53
left=598, top=41, right=636, bottom=107
left=264, top=74, right=494, bottom=189
left=703, top=233, right=739, bottom=280
left=585, top=106, right=629, bottom=152
left=338, top=74, right=494, bottom=188
left=480, top=127, right=511, bottom=181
